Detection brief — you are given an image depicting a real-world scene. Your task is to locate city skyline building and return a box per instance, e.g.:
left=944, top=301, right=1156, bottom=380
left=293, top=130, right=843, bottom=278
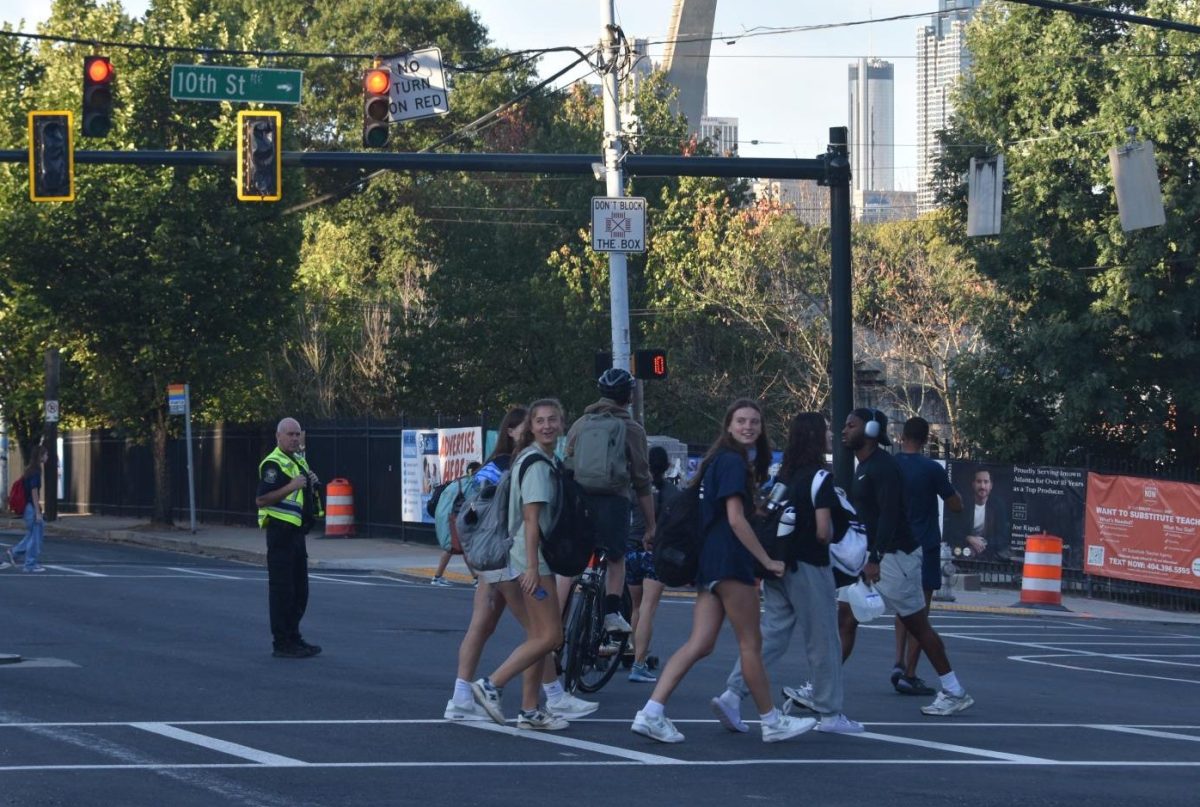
left=699, top=115, right=739, bottom=156
left=916, top=0, right=984, bottom=213
left=662, top=0, right=718, bottom=134
left=848, top=58, right=895, bottom=194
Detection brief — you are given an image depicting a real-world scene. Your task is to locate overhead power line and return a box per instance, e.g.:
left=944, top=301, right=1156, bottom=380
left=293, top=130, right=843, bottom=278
left=1003, top=0, right=1200, bottom=36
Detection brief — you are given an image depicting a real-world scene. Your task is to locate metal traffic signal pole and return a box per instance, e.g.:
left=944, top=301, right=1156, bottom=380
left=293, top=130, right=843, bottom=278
left=600, top=0, right=631, bottom=376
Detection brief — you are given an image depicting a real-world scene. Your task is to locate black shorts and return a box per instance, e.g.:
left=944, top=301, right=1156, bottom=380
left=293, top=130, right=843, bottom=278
left=585, top=493, right=630, bottom=558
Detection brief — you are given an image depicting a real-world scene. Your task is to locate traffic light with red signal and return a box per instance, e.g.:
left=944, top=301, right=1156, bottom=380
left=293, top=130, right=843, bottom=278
left=28, top=111, right=74, bottom=202
left=236, top=110, right=281, bottom=202
left=82, top=55, right=114, bottom=137
left=363, top=67, right=391, bottom=148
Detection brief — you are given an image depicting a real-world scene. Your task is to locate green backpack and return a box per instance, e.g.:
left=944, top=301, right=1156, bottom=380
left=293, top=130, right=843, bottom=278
left=567, top=412, right=630, bottom=495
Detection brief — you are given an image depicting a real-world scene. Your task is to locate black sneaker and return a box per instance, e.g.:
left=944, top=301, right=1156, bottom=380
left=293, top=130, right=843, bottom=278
left=295, top=639, right=322, bottom=656
left=272, top=644, right=318, bottom=658
left=895, top=675, right=937, bottom=696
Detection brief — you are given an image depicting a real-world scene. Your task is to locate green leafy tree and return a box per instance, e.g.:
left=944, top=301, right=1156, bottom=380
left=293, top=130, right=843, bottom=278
left=938, top=0, right=1200, bottom=465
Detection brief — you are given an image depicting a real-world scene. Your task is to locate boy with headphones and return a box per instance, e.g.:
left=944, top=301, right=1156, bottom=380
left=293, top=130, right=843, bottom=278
left=833, top=409, right=974, bottom=716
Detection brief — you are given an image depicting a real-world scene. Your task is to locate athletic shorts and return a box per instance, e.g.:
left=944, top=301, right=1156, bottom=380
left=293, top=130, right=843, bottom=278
left=921, top=544, right=942, bottom=592
left=874, top=549, right=928, bottom=618
left=585, top=493, right=631, bottom=558
left=624, top=549, right=657, bottom=585
left=477, top=564, right=520, bottom=585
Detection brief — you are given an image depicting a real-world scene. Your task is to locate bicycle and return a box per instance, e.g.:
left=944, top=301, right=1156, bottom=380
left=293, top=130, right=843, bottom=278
left=559, top=546, right=632, bottom=694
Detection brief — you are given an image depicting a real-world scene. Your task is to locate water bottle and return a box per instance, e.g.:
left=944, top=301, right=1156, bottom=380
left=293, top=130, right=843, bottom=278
left=765, top=482, right=788, bottom=513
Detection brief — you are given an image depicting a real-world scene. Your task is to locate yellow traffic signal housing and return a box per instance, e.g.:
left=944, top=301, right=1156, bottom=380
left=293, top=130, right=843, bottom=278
left=236, top=110, right=281, bottom=202
left=28, top=110, right=75, bottom=202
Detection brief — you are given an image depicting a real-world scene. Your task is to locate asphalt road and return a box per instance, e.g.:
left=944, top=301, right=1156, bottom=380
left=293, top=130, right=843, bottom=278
left=2, top=533, right=1199, bottom=807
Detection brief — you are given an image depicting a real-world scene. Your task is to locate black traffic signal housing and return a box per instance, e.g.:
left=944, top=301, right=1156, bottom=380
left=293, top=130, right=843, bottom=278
left=28, top=111, right=74, bottom=202
left=363, top=67, right=391, bottom=148
left=634, top=349, right=668, bottom=381
left=82, top=55, right=114, bottom=137
left=237, top=110, right=281, bottom=202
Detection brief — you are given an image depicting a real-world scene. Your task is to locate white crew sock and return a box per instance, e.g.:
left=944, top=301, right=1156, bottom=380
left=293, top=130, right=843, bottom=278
left=939, top=671, right=965, bottom=696
left=453, top=678, right=473, bottom=706
left=759, top=707, right=781, bottom=727
left=643, top=699, right=665, bottom=719
left=543, top=681, right=565, bottom=701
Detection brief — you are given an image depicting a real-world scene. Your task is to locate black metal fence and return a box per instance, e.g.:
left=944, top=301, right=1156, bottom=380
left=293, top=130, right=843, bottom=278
left=50, top=415, right=494, bottom=542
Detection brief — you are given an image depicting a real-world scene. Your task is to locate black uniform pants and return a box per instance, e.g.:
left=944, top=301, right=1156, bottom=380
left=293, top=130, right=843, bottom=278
left=266, top=520, right=310, bottom=646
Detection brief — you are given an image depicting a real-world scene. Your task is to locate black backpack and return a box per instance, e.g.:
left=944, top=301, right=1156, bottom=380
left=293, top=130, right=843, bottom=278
left=519, top=453, right=597, bottom=577
left=654, top=481, right=704, bottom=587
left=425, top=480, right=451, bottom=519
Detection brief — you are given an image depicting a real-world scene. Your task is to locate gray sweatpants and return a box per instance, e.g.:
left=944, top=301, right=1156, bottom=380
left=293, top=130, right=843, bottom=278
left=725, top=561, right=844, bottom=717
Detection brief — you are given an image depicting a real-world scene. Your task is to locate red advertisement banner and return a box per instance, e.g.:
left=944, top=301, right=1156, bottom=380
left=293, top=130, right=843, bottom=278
left=1084, top=473, right=1200, bottom=590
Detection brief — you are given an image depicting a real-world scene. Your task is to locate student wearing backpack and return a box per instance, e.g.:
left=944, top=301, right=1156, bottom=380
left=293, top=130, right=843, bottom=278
left=443, top=408, right=596, bottom=722
left=431, top=461, right=482, bottom=587
left=472, top=399, right=586, bottom=731
left=565, top=368, right=655, bottom=635
left=5, top=445, right=49, bottom=573
left=712, top=413, right=863, bottom=735
left=624, top=445, right=678, bottom=683
left=630, top=399, right=817, bottom=745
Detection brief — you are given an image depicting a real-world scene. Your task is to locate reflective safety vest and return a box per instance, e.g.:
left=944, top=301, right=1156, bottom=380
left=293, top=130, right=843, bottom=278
left=257, top=447, right=324, bottom=528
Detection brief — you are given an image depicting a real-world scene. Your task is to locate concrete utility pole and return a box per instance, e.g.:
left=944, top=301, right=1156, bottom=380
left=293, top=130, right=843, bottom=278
left=601, top=0, right=631, bottom=374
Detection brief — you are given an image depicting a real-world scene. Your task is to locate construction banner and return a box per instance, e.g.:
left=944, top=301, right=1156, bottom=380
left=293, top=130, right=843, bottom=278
left=1084, top=473, right=1200, bottom=590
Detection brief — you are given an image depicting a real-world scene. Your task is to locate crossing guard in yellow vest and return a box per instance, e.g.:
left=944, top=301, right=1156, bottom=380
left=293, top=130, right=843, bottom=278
left=256, top=417, right=325, bottom=658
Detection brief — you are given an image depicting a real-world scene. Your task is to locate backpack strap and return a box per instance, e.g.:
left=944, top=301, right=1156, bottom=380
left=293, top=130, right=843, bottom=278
left=517, top=450, right=557, bottom=485
left=810, top=468, right=829, bottom=506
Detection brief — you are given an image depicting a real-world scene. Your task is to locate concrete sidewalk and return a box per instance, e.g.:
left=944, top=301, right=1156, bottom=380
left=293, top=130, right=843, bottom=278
left=12, top=513, right=1200, bottom=626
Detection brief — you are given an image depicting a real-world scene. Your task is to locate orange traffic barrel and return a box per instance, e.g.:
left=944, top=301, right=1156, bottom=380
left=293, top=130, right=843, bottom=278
left=1015, top=534, right=1068, bottom=610
left=324, top=478, right=355, bottom=537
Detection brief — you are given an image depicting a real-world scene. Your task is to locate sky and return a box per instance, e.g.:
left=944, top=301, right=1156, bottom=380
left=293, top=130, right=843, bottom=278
left=1, top=0, right=939, bottom=190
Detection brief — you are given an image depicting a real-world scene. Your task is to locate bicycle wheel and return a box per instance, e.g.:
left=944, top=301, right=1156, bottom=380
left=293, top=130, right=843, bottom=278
left=559, top=580, right=589, bottom=692
left=576, top=583, right=631, bottom=693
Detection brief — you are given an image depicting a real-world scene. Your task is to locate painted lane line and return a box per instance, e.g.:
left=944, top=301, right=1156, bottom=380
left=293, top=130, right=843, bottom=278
left=854, top=730, right=1053, bottom=763
left=1094, top=725, right=1200, bottom=744
left=167, top=567, right=243, bottom=580
left=307, top=573, right=377, bottom=586
left=460, top=720, right=683, bottom=764
left=129, top=722, right=307, bottom=766
left=1090, top=725, right=1200, bottom=743
left=5, top=719, right=1200, bottom=729
left=4, top=759, right=1200, bottom=772
left=1009, top=655, right=1200, bottom=684
left=0, top=657, right=80, bottom=669
left=42, top=565, right=106, bottom=577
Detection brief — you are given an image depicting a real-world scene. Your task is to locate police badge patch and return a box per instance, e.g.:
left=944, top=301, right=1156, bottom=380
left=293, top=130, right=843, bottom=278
left=264, top=467, right=278, bottom=484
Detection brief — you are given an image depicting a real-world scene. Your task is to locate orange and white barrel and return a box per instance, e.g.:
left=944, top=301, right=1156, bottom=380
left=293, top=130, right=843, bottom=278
left=1018, top=534, right=1066, bottom=609
left=324, top=478, right=355, bottom=537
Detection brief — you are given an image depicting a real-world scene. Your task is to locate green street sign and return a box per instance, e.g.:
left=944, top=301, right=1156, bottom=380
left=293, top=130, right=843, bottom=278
left=170, top=64, right=303, bottom=105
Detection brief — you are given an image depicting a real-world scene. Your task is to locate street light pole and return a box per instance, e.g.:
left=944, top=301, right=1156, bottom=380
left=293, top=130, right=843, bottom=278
left=601, top=0, right=631, bottom=374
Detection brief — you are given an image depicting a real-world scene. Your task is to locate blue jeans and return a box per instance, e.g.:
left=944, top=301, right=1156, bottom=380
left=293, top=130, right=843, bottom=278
left=11, top=503, right=44, bottom=569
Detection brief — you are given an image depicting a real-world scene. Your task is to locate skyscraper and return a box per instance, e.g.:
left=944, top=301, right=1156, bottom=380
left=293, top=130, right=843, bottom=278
left=916, top=0, right=984, bottom=213
left=848, top=58, right=895, bottom=193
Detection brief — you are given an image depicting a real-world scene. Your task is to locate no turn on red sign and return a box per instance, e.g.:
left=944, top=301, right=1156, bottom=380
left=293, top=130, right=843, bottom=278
left=591, top=196, right=647, bottom=253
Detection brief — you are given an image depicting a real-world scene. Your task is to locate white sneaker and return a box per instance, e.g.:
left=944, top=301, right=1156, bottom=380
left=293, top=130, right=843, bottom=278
left=761, top=714, right=818, bottom=743
left=817, top=713, right=865, bottom=734
left=921, top=690, right=975, bottom=716
left=517, top=708, right=569, bottom=731
left=470, top=678, right=506, bottom=725
left=781, top=682, right=816, bottom=713
left=444, top=699, right=489, bottom=721
left=709, top=695, right=748, bottom=733
left=430, top=576, right=453, bottom=587
left=631, top=710, right=685, bottom=744
left=547, top=692, right=599, bottom=718
left=603, top=612, right=632, bottom=633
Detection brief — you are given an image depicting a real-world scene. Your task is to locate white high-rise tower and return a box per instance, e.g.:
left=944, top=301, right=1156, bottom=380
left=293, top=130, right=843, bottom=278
left=848, top=58, right=895, bottom=193
left=916, top=0, right=984, bottom=213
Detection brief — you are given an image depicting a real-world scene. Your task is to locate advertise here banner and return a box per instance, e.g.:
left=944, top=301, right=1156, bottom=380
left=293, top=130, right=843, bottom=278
left=400, top=427, right=483, bottom=523
left=1084, top=473, right=1200, bottom=590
